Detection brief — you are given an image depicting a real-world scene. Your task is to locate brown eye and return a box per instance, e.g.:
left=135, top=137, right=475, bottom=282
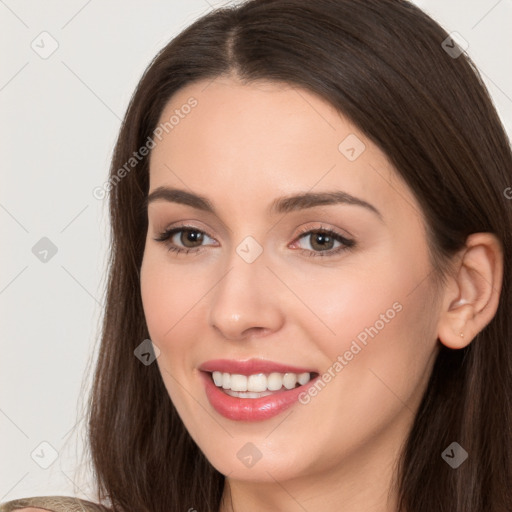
left=178, top=229, right=205, bottom=248
left=293, top=227, right=356, bottom=258
left=307, top=231, right=337, bottom=251
left=153, top=225, right=216, bottom=255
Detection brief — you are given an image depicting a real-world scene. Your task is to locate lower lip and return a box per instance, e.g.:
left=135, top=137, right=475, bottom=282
left=200, top=371, right=318, bottom=421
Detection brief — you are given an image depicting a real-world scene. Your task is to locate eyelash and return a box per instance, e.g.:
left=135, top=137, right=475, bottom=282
left=153, top=224, right=356, bottom=258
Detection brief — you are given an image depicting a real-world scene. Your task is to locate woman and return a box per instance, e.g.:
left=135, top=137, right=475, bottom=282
left=2, top=0, right=510, bottom=511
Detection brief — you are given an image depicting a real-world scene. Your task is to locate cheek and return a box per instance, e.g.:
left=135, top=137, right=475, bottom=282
left=297, top=248, right=438, bottom=411
left=140, top=250, right=204, bottom=343
left=283, top=265, right=439, bottom=467
left=286, top=244, right=440, bottom=429
left=285, top=250, right=424, bottom=360
left=140, top=251, right=201, bottom=407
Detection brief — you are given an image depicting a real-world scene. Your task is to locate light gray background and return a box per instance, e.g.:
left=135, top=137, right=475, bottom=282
left=1, top=0, right=511, bottom=502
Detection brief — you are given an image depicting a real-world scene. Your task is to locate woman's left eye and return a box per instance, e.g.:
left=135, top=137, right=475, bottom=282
left=153, top=225, right=356, bottom=258
left=292, top=227, right=356, bottom=257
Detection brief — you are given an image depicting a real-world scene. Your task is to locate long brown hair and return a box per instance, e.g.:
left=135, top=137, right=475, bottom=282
left=82, top=1, right=512, bottom=510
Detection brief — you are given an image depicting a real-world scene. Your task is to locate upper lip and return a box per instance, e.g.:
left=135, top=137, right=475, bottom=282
left=199, top=358, right=317, bottom=376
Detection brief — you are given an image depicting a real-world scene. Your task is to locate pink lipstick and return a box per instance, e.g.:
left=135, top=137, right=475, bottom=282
left=199, top=358, right=319, bottom=421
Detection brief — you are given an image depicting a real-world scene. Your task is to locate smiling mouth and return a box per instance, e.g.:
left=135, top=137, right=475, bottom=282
left=207, top=370, right=320, bottom=399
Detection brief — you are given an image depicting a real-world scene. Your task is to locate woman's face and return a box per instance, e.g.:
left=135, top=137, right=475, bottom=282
left=140, top=76, right=442, bottom=485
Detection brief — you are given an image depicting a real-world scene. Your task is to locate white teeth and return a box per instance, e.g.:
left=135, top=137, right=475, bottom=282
left=212, top=371, right=223, bottom=386
left=247, top=373, right=267, bottom=392
left=211, top=370, right=312, bottom=393
left=283, top=373, right=297, bottom=389
left=224, top=389, right=274, bottom=398
left=230, top=374, right=248, bottom=392
left=298, top=372, right=310, bottom=385
left=267, top=372, right=284, bottom=391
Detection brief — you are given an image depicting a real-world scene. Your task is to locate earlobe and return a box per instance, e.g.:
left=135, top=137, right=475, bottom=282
left=436, top=233, right=503, bottom=350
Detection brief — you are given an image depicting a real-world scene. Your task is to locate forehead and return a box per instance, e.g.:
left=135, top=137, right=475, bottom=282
left=148, top=77, right=421, bottom=223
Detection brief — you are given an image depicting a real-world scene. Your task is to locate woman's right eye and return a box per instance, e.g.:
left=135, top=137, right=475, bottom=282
left=154, top=226, right=216, bottom=255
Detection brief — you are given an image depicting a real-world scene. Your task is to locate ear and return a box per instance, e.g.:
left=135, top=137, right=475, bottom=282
left=437, top=232, right=503, bottom=349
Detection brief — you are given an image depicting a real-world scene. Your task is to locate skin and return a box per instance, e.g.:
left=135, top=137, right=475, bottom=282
left=140, top=76, right=503, bottom=512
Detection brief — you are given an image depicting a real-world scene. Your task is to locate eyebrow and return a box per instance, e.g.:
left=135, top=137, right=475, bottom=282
left=145, top=186, right=383, bottom=221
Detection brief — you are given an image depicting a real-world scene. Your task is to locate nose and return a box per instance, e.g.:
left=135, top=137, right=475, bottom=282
left=208, top=250, right=285, bottom=341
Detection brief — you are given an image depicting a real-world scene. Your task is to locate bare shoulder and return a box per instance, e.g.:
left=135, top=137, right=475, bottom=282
left=0, top=496, right=111, bottom=512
